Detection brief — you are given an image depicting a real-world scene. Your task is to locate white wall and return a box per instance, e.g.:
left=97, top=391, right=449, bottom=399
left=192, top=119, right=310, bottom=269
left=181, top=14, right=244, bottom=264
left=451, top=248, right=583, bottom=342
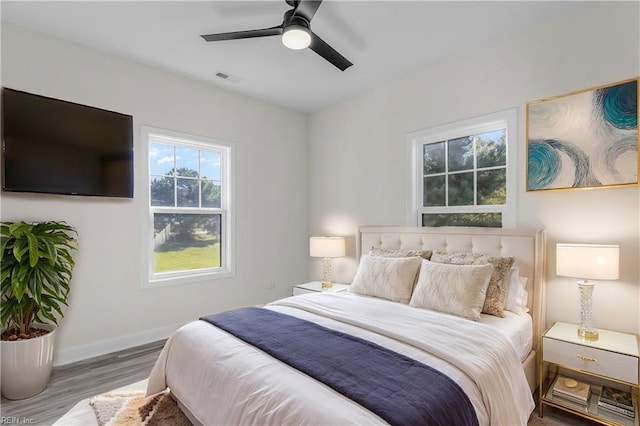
left=308, top=2, right=640, bottom=334
left=1, top=23, right=309, bottom=364
left=2, top=1, right=638, bottom=365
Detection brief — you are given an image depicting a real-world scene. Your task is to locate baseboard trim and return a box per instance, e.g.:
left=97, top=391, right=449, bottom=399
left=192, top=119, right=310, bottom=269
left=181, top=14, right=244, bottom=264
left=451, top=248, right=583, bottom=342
left=53, top=322, right=185, bottom=366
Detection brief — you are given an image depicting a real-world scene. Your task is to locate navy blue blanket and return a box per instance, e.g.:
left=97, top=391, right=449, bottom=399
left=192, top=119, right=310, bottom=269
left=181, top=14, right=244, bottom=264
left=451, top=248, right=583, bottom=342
left=201, top=307, right=478, bottom=426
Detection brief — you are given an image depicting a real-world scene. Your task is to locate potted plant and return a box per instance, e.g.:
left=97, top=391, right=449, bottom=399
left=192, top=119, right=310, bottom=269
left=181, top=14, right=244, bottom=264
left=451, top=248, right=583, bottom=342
left=0, top=221, right=77, bottom=400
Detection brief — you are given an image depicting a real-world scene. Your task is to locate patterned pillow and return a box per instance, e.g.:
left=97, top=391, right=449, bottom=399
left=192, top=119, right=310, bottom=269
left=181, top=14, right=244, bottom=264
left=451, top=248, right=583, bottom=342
left=430, top=250, right=514, bottom=318
left=349, top=255, right=423, bottom=303
left=369, top=248, right=433, bottom=260
left=410, top=260, right=494, bottom=321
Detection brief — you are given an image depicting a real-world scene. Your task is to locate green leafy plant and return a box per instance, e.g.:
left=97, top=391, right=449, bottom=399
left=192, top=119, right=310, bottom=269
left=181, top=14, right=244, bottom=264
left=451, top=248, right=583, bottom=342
left=0, top=221, right=77, bottom=338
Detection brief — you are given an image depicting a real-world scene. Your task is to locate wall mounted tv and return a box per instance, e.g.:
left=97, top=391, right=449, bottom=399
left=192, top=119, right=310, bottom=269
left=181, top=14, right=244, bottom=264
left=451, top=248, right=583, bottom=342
left=1, top=88, right=134, bottom=198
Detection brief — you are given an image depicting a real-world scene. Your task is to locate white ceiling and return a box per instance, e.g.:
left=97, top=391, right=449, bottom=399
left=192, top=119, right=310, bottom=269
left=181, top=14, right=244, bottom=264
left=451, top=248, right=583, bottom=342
left=1, top=1, right=583, bottom=113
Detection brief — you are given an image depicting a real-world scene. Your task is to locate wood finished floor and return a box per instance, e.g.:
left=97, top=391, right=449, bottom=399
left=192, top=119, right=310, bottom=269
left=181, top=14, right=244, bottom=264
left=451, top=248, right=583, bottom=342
left=0, top=339, right=597, bottom=426
left=0, top=340, right=166, bottom=426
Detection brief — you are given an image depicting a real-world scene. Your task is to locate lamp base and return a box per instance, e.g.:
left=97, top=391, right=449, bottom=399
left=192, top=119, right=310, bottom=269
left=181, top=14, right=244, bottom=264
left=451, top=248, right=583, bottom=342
left=578, top=328, right=599, bottom=341
left=577, top=280, right=598, bottom=341
left=321, top=257, right=333, bottom=289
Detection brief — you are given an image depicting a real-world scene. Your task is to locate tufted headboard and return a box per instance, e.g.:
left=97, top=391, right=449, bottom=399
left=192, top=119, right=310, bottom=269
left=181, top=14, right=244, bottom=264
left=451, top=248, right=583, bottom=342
left=356, top=226, right=547, bottom=354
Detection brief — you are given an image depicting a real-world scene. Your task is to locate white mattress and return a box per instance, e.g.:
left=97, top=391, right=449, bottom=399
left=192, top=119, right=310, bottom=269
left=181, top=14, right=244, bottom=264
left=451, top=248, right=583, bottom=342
left=479, top=311, right=533, bottom=362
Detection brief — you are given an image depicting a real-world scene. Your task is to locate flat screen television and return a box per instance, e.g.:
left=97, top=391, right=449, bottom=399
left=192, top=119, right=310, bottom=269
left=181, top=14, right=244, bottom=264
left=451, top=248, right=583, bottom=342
left=1, top=88, right=134, bottom=198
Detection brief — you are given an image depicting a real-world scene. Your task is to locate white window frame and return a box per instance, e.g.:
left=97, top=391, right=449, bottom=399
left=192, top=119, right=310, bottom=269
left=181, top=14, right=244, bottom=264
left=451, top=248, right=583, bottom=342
left=141, top=126, right=235, bottom=288
left=405, top=109, right=517, bottom=228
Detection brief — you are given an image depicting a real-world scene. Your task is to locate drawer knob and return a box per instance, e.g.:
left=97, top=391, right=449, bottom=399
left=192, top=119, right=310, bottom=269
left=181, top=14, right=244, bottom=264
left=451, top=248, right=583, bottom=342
left=577, top=354, right=597, bottom=362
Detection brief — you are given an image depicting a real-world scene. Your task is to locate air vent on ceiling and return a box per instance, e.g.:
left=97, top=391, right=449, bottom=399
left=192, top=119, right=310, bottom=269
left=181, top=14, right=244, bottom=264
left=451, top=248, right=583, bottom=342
left=214, top=71, right=242, bottom=84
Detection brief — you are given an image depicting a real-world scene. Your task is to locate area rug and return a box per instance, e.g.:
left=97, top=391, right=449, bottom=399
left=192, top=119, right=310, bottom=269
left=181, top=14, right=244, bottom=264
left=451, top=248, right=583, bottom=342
left=90, top=390, right=191, bottom=426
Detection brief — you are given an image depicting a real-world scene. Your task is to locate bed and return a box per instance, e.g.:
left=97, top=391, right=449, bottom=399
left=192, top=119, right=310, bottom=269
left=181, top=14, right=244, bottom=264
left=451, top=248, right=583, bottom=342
left=147, top=226, right=547, bottom=425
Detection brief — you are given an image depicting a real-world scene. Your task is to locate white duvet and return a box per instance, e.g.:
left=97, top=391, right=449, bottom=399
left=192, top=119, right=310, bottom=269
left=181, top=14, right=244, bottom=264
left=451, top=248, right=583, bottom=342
left=147, top=292, right=534, bottom=425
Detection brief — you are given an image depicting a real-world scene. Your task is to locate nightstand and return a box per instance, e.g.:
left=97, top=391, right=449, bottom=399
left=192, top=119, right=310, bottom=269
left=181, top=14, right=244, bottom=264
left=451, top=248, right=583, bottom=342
left=539, top=322, right=639, bottom=425
left=292, top=281, right=350, bottom=296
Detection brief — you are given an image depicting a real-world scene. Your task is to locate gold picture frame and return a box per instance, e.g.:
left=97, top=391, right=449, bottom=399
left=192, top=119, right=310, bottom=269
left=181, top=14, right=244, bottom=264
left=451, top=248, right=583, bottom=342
left=526, top=78, right=638, bottom=191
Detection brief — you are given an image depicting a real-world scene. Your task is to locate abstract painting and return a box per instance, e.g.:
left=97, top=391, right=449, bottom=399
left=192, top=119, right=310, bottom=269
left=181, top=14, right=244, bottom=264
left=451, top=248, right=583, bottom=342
left=527, top=78, right=638, bottom=191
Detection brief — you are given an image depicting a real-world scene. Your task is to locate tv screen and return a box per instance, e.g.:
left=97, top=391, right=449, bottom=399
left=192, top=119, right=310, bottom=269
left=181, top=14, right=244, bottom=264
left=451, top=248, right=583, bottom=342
left=1, top=88, right=134, bottom=198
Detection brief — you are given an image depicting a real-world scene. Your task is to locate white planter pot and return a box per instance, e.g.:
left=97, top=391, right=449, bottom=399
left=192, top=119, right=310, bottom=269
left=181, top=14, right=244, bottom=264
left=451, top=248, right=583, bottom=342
left=1, top=324, right=56, bottom=400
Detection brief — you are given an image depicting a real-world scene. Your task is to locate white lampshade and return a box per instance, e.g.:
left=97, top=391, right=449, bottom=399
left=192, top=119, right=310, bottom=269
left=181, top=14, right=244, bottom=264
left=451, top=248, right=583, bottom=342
left=309, top=237, right=345, bottom=258
left=556, top=243, right=619, bottom=280
left=282, top=25, right=311, bottom=50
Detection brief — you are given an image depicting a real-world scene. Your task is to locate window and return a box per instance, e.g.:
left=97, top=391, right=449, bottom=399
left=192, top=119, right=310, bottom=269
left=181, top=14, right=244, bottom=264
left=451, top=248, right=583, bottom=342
left=406, top=109, right=516, bottom=228
left=143, top=126, right=234, bottom=287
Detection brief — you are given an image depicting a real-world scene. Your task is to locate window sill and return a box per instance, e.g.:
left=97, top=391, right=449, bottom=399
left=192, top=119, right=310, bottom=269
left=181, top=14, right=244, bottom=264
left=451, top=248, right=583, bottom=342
left=143, top=269, right=235, bottom=289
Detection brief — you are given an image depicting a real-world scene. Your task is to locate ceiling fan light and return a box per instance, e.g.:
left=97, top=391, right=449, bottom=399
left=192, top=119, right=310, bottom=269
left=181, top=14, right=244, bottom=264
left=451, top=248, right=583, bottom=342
left=282, top=25, right=311, bottom=50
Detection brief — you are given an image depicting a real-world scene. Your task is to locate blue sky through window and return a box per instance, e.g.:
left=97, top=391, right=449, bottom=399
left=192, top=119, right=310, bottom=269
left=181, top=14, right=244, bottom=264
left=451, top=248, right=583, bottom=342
left=150, top=142, right=221, bottom=180
left=477, top=129, right=505, bottom=142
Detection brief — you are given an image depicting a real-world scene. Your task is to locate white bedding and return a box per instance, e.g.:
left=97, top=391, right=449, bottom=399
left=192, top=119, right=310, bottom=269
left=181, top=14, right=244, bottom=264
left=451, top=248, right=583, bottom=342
left=147, top=292, right=535, bottom=425
left=479, top=311, right=533, bottom=362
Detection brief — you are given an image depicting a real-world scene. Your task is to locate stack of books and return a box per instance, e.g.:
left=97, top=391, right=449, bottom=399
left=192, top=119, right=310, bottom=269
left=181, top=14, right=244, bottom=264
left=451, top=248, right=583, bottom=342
left=552, top=375, right=591, bottom=406
left=598, top=385, right=635, bottom=418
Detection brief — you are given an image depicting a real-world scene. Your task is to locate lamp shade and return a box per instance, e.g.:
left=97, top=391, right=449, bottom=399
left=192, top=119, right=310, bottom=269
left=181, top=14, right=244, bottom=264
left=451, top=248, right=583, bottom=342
left=310, top=237, right=345, bottom=258
left=556, top=243, right=619, bottom=280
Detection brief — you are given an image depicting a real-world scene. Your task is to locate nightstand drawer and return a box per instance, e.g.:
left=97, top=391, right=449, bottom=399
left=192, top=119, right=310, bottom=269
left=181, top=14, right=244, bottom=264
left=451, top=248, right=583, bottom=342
left=544, top=337, right=639, bottom=384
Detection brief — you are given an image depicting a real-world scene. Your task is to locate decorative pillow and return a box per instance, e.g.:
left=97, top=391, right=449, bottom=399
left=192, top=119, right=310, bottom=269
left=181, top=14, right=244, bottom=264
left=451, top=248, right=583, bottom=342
left=430, top=250, right=514, bottom=318
left=369, top=248, right=433, bottom=260
left=409, top=260, right=494, bottom=321
left=349, top=255, right=422, bottom=303
left=505, top=267, right=529, bottom=315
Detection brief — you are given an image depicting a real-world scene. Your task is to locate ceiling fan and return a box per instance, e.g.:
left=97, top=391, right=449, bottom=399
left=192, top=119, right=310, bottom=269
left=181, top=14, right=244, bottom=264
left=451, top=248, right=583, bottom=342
left=200, top=0, right=353, bottom=71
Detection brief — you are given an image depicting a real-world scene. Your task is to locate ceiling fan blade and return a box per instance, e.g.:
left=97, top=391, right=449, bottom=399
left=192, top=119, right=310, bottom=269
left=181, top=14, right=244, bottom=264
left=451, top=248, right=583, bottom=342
left=309, top=32, right=352, bottom=71
left=201, top=26, right=283, bottom=42
left=292, top=0, right=323, bottom=22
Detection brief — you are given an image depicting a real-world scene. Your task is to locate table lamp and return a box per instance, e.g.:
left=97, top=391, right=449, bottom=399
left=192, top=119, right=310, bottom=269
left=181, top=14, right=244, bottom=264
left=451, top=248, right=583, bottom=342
left=310, top=236, right=346, bottom=289
left=556, top=243, right=620, bottom=341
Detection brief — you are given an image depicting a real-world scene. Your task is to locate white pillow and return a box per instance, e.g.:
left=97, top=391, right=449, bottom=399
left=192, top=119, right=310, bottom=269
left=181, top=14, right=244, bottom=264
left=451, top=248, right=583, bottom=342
left=505, top=267, right=529, bottom=315
left=409, top=260, right=494, bottom=321
left=349, top=255, right=422, bottom=303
